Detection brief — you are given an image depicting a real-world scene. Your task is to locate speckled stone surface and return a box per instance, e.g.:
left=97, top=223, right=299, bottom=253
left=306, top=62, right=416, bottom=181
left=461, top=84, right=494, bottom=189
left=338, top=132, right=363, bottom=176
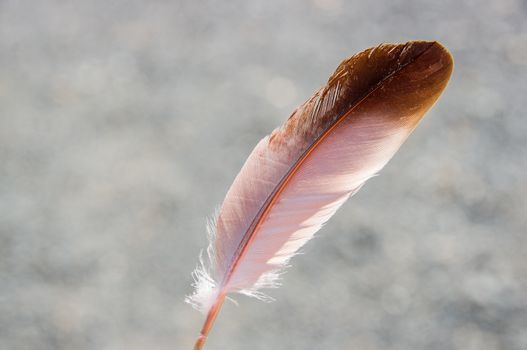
left=0, top=1, right=526, bottom=350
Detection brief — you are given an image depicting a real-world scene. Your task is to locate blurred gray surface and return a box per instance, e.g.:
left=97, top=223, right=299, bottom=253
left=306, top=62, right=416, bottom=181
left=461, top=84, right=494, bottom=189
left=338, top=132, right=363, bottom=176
left=1, top=1, right=526, bottom=349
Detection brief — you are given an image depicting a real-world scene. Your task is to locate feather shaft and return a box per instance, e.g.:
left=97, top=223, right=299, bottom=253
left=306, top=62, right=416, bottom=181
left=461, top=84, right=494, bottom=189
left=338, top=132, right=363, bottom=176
left=193, top=294, right=226, bottom=350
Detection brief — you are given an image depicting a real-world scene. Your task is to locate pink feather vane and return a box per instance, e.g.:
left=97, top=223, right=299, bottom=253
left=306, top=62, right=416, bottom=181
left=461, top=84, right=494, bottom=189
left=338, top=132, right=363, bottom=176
left=187, top=41, right=453, bottom=349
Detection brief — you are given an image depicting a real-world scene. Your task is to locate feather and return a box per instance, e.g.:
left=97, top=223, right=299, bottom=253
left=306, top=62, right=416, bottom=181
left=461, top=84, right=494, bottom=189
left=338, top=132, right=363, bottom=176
left=187, top=40, right=453, bottom=349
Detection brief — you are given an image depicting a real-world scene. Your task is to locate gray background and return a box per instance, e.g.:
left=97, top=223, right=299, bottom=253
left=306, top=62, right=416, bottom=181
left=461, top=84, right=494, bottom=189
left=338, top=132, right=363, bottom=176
left=1, top=1, right=526, bottom=349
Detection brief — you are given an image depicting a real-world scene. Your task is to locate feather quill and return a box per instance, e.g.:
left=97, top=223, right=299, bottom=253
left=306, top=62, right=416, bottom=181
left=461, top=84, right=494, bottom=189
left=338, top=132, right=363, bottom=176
left=187, top=41, right=453, bottom=349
